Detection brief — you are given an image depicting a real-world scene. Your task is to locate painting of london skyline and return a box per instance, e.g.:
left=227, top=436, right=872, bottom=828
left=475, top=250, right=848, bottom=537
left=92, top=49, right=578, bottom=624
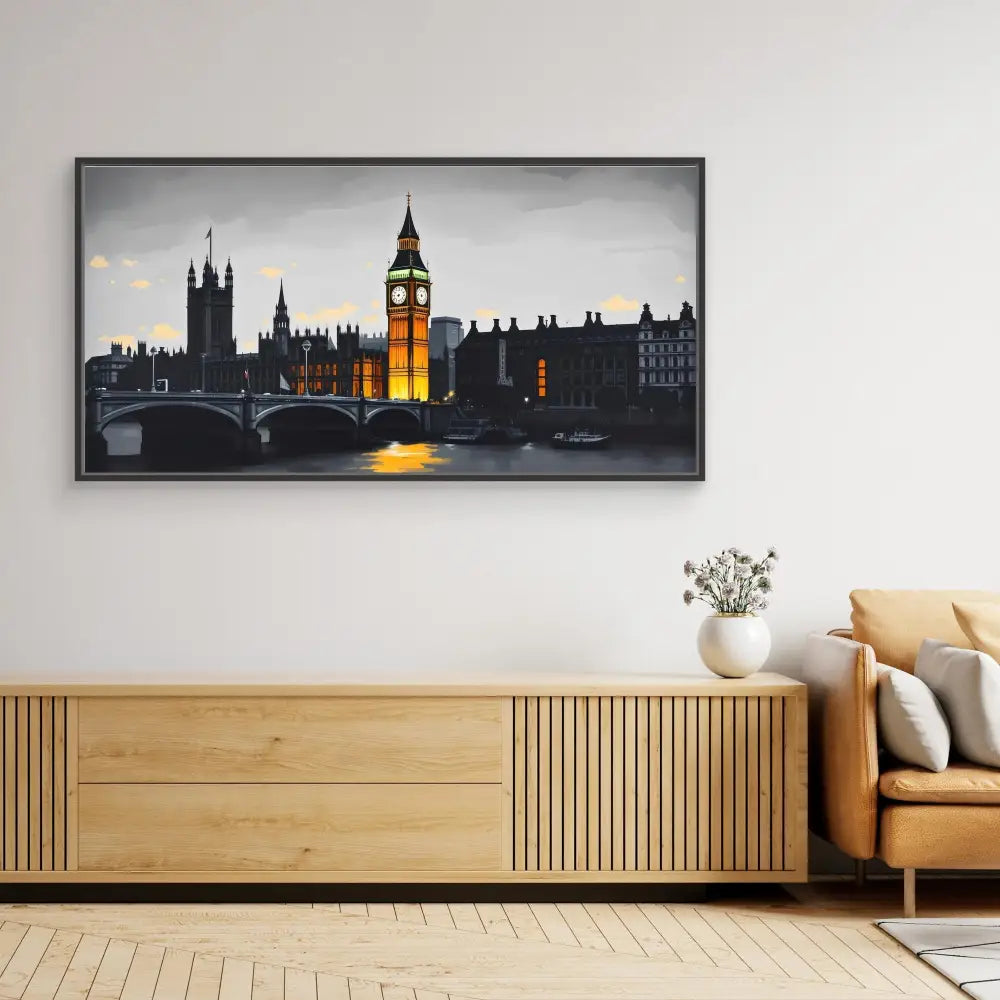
left=77, top=158, right=704, bottom=480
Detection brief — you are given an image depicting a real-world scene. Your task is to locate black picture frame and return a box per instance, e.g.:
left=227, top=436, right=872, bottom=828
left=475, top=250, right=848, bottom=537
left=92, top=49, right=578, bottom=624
left=76, top=157, right=705, bottom=482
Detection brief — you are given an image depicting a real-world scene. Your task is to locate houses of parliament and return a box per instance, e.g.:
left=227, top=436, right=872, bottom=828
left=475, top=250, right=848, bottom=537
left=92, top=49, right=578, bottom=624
left=85, top=198, right=447, bottom=401
left=84, top=195, right=697, bottom=415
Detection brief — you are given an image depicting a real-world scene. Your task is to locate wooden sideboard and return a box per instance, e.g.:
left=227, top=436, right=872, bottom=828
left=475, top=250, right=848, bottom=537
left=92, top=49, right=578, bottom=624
left=0, top=674, right=806, bottom=883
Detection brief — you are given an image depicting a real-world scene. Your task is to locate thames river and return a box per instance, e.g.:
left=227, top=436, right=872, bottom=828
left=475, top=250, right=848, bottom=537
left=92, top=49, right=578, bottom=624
left=104, top=423, right=696, bottom=476
left=257, top=439, right=696, bottom=476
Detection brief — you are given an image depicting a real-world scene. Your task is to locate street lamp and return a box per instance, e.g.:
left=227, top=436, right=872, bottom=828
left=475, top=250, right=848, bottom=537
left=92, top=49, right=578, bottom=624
left=302, top=339, right=312, bottom=396
left=151, top=350, right=157, bottom=392
left=200, top=352, right=207, bottom=392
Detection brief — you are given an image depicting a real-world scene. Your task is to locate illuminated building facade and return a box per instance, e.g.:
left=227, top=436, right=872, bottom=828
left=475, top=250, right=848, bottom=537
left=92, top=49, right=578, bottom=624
left=385, top=195, right=430, bottom=400
left=256, top=286, right=385, bottom=396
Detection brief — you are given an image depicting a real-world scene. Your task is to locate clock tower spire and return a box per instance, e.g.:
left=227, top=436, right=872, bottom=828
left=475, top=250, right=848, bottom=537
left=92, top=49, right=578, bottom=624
left=386, top=194, right=430, bottom=400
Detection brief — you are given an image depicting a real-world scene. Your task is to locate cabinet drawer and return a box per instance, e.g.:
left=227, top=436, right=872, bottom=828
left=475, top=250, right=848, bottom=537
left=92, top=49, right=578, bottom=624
left=79, top=783, right=501, bottom=872
left=79, top=697, right=500, bottom=783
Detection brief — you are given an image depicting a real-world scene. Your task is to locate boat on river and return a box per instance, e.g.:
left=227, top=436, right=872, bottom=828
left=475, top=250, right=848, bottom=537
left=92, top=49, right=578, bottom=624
left=551, top=428, right=612, bottom=450
left=443, top=417, right=527, bottom=444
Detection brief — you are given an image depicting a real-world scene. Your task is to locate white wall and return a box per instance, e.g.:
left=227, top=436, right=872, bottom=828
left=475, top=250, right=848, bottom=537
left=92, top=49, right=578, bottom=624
left=2, top=0, right=999, bottom=683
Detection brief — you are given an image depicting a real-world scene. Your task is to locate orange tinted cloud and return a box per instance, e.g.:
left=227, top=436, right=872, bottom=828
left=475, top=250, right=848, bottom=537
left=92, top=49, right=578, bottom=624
left=600, top=294, right=639, bottom=312
left=151, top=323, right=182, bottom=340
left=309, top=303, right=359, bottom=322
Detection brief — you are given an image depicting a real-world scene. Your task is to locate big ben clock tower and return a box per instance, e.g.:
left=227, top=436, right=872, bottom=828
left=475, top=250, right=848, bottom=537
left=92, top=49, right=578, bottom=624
left=386, top=193, right=431, bottom=400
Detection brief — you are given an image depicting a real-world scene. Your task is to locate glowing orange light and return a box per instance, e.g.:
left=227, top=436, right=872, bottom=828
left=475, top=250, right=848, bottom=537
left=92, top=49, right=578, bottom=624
left=361, top=441, right=449, bottom=474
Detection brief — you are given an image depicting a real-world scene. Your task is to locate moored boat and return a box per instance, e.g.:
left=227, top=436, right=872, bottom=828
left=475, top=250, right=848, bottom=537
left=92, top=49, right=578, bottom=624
left=443, top=417, right=528, bottom=444
left=551, top=428, right=612, bottom=449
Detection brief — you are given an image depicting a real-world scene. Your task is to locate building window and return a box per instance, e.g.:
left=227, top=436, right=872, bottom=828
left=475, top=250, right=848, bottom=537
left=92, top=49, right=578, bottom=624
left=537, top=358, right=546, bottom=398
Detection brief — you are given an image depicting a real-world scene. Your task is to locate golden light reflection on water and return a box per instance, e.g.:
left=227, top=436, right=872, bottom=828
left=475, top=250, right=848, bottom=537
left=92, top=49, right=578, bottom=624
left=360, top=441, right=451, bottom=474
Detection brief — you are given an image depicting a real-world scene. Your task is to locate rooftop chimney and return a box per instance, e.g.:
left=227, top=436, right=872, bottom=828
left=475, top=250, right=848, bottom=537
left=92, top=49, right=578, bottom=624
left=595, top=311, right=603, bottom=326
left=537, top=315, right=546, bottom=329
left=469, top=319, right=479, bottom=333
left=550, top=314, right=558, bottom=329
left=584, top=310, right=593, bottom=327
left=491, top=318, right=502, bottom=332
left=508, top=317, right=519, bottom=332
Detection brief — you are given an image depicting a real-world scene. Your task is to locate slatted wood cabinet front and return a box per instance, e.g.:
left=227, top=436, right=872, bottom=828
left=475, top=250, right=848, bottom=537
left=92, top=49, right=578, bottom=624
left=0, top=675, right=806, bottom=883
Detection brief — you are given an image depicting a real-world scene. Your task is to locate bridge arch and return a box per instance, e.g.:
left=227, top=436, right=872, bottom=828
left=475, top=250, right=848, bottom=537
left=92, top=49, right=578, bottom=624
left=97, top=400, right=243, bottom=433
left=364, top=405, right=422, bottom=425
left=252, top=401, right=359, bottom=428
left=364, top=405, right=424, bottom=441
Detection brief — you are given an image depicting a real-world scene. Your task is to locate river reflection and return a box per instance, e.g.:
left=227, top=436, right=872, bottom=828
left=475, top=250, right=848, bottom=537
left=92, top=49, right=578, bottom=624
left=359, top=441, right=452, bottom=474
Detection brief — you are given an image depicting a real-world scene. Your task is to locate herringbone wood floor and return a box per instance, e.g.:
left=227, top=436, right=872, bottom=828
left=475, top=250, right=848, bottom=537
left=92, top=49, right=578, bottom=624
left=2, top=881, right=995, bottom=1000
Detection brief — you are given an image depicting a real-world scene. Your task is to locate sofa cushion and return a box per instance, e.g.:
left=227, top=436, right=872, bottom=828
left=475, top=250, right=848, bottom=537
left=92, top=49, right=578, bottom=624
left=954, top=600, right=1000, bottom=661
left=876, top=664, right=951, bottom=771
left=880, top=763, right=1000, bottom=803
left=915, top=639, right=1000, bottom=767
left=851, top=590, right=1000, bottom=672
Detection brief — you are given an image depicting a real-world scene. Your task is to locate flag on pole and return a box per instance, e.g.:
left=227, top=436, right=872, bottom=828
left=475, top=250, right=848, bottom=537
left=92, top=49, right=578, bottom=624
left=205, top=227, right=212, bottom=239
left=205, top=227, right=213, bottom=268
left=279, top=373, right=291, bottom=393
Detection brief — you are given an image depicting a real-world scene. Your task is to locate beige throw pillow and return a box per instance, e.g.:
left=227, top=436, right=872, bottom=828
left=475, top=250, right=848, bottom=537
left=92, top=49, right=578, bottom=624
left=954, top=601, right=1000, bottom=661
left=915, top=638, right=1000, bottom=768
left=876, top=663, right=951, bottom=771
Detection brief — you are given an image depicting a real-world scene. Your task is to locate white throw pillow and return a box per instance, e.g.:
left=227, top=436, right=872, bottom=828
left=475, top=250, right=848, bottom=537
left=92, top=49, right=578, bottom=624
left=915, top=638, right=1000, bottom=768
left=876, top=663, right=951, bottom=771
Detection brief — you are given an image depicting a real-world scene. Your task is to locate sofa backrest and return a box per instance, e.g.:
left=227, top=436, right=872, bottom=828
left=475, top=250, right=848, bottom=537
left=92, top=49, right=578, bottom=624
left=850, top=589, right=1000, bottom=672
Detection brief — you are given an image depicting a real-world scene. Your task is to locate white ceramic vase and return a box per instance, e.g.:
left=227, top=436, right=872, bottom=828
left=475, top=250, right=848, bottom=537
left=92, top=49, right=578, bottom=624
left=697, top=613, right=771, bottom=678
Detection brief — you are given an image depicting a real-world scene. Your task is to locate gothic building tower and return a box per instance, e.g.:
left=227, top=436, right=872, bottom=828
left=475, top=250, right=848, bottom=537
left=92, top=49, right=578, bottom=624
left=272, top=279, right=290, bottom=357
left=385, top=194, right=430, bottom=400
left=186, top=254, right=235, bottom=361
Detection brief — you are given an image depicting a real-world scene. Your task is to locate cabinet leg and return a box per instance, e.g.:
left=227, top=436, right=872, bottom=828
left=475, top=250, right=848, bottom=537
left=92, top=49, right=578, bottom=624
left=855, top=859, right=867, bottom=887
left=903, top=868, right=916, bottom=918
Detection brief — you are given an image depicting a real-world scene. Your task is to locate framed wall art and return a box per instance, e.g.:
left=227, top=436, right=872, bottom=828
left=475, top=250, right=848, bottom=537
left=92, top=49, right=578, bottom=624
left=76, top=158, right=705, bottom=480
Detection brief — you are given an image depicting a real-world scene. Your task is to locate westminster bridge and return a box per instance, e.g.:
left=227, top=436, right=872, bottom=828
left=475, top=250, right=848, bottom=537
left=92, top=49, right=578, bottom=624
left=84, top=389, right=456, bottom=468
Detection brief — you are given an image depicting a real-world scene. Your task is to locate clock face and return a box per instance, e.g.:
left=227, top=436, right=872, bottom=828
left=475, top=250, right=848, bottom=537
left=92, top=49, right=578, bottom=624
left=390, top=284, right=407, bottom=305
left=415, top=286, right=428, bottom=306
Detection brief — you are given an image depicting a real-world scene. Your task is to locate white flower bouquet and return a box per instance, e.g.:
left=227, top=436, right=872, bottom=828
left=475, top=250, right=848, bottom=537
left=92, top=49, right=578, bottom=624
left=683, top=547, right=778, bottom=615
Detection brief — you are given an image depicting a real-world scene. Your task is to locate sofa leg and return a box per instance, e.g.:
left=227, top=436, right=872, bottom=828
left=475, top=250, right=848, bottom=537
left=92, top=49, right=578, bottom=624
left=855, top=859, right=867, bottom=887
left=903, top=868, right=916, bottom=918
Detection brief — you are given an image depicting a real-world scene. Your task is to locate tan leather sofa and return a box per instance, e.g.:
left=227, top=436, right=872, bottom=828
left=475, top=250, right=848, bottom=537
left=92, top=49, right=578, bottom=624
left=803, top=589, right=1000, bottom=916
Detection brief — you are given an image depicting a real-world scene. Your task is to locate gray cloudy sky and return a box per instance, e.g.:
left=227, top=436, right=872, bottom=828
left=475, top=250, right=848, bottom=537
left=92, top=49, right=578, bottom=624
left=82, top=163, right=699, bottom=359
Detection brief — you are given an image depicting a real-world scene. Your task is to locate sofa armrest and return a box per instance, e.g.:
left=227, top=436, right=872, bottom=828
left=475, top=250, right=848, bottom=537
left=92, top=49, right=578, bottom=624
left=802, top=632, right=878, bottom=860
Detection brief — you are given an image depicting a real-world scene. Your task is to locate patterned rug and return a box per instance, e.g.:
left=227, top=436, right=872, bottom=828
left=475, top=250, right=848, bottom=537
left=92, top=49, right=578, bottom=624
left=878, top=919, right=1000, bottom=999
